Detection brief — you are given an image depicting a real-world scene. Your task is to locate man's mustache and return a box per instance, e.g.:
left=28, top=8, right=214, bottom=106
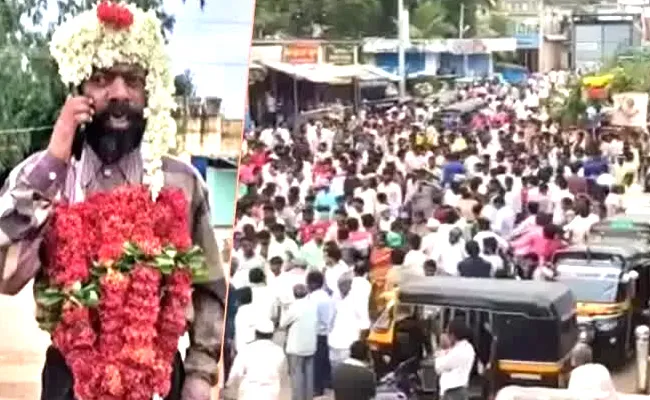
left=96, top=100, right=144, bottom=125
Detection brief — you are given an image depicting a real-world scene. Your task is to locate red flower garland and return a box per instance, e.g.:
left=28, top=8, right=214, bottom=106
left=40, top=185, right=206, bottom=400
left=97, top=1, right=134, bottom=29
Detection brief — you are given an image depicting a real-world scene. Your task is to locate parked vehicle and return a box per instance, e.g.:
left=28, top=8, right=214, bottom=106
left=552, top=242, right=650, bottom=366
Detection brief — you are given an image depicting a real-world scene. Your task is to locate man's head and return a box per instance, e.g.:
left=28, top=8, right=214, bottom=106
left=349, top=340, right=370, bottom=363
left=82, top=64, right=147, bottom=164
left=50, top=3, right=175, bottom=191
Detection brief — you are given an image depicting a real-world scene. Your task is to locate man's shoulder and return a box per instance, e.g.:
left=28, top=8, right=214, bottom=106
left=162, top=154, right=204, bottom=182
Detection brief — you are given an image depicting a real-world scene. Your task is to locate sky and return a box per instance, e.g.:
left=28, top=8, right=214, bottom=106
left=40, top=0, right=255, bottom=119
left=164, top=0, right=254, bottom=119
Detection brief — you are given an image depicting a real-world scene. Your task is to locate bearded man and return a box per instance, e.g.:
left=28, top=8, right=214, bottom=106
left=0, top=3, right=226, bottom=400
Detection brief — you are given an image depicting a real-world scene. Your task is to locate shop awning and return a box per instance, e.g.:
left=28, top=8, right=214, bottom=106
left=257, top=60, right=400, bottom=85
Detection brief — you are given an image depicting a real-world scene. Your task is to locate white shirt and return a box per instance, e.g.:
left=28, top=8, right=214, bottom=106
left=227, top=339, right=286, bottom=400
left=435, top=340, right=476, bottom=395
left=473, top=231, right=509, bottom=254
left=251, top=284, right=279, bottom=323
left=568, top=363, right=617, bottom=400
left=377, top=181, right=403, bottom=213
left=350, top=276, right=372, bottom=330
left=324, top=261, right=350, bottom=298
left=403, top=249, right=428, bottom=274
left=268, top=237, right=300, bottom=261
left=280, top=297, right=319, bottom=356
left=432, top=241, right=466, bottom=276
left=493, top=207, right=516, bottom=238
left=564, top=213, right=599, bottom=244
left=234, top=304, right=257, bottom=352
left=328, top=293, right=363, bottom=350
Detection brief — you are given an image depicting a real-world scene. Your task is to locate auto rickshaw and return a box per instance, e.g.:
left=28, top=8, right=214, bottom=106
left=552, top=243, right=650, bottom=366
left=367, top=277, right=579, bottom=399
left=589, top=216, right=650, bottom=245
left=435, top=98, right=487, bottom=130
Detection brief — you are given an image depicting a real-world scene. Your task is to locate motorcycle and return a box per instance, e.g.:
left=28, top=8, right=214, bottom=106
left=374, top=357, right=421, bottom=400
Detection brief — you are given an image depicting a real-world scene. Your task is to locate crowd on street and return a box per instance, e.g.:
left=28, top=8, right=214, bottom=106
left=223, top=71, right=646, bottom=400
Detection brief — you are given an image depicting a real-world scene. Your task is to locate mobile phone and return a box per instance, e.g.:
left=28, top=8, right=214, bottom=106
left=70, top=85, right=86, bottom=160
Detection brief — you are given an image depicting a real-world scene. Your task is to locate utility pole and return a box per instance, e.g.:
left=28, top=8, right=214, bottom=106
left=459, top=3, right=465, bottom=38
left=538, top=0, right=545, bottom=72
left=397, top=0, right=407, bottom=98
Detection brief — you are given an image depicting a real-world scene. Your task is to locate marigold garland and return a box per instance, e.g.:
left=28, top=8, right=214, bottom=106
left=38, top=185, right=208, bottom=399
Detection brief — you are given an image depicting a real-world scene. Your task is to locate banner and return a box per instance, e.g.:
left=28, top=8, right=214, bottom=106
left=282, top=43, right=318, bottom=64
left=611, top=92, right=648, bottom=128
left=324, top=45, right=355, bottom=65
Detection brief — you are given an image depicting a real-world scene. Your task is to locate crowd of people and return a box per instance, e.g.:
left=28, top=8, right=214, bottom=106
left=223, top=72, right=645, bottom=400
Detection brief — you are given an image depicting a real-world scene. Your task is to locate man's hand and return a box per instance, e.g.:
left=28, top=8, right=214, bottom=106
left=439, top=333, right=452, bottom=350
left=48, top=95, right=94, bottom=161
left=181, top=376, right=212, bottom=400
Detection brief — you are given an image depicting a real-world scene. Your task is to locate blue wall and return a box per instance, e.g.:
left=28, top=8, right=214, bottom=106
left=439, top=53, right=491, bottom=76
left=206, top=167, right=237, bottom=226
left=373, top=52, right=426, bottom=75
left=514, top=34, right=539, bottom=50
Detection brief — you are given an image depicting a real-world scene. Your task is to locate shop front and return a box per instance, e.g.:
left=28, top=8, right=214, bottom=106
left=361, top=37, right=517, bottom=78
left=248, top=41, right=399, bottom=128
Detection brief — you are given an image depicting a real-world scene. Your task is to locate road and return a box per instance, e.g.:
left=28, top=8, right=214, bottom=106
left=0, top=229, right=234, bottom=400
left=0, top=283, right=643, bottom=399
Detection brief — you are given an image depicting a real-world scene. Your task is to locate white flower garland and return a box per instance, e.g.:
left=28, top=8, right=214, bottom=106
left=50, top=1, right=176, bottom=199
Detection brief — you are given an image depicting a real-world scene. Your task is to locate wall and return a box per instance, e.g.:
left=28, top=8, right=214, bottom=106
left=439, top=53, right=492, bottom=76
left=206, top=166, right=237, bottom=227
left=372, top=52, right=426, bottom=75
left=573, top=22, right=633, bottom=69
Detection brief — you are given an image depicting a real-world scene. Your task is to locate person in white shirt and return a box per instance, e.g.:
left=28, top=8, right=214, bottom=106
left=568, top=343, right=617, bottom=400
left=564, top=200, right=600, bottom=245
left=227, top=319, right=287, bottom=400
left=435, top=318, right=476, bottom=400
left=280, top=284, right=319, bottom=400
left=324, top=246, right=351, bottom=298
left=432, top=228, right=466, bottom=276
left=376, top=173, right=403, bottom=217
left=232, top=237, right=267, bottom=289
left=268, top=223, right=300, bottom=261
left=233, top=287, right=256, bottom=353
left=328, top=273, right=363, bottom=371
left=492, top=195, right=516, bottom=238
left=249, top=268, right=280, bottom=325
left=350, top=263, right=372, bottom=335
left=403, top=234, right=428, bottom=275
left=307, top=270, right=335, bottom=397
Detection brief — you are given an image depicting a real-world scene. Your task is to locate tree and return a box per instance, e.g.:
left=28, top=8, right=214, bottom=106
left=0, top=0, right=203, bottom=178
left=409, top=0, right=457, bottom=38
left=252, top=0, right=497, bottom=39
left=174, top=69, right=197, bottom=97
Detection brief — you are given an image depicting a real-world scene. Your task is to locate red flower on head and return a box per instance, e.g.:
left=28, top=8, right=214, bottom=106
left=97, top=1, right=134, bottom=29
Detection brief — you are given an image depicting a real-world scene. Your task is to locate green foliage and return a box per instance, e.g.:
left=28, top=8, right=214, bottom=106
left=174, top=69, right=197, bottom=97
left=601, top=49, right=650, bottom=93
left=409, top=1, right=457, bottom=38
left=0, top=0, right=206, bottom=178
left=253, top=0, right=498, bottom=39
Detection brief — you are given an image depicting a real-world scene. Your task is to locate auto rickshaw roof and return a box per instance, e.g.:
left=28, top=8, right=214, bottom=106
left=554, top=242, right=650, bottom=261
left=590, top=216, right=650, bottom=234
left=398, top=276, right=574, bottom=318
left=442, top=98, right=487, bottom=113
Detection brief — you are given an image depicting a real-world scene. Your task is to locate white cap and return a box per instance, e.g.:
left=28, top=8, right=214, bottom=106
left=427, top=218, right=440, bottom=229
left=255, top=319, right=274, bottom=334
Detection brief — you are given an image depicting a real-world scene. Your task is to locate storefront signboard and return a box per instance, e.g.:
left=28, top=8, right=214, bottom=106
left=282, top=43, right=319, bottom=64
left=324, top=45, right=356, bottom=65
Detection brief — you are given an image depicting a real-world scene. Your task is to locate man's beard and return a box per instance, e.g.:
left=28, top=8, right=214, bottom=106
left=84, top=100, right=146, bottom=165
